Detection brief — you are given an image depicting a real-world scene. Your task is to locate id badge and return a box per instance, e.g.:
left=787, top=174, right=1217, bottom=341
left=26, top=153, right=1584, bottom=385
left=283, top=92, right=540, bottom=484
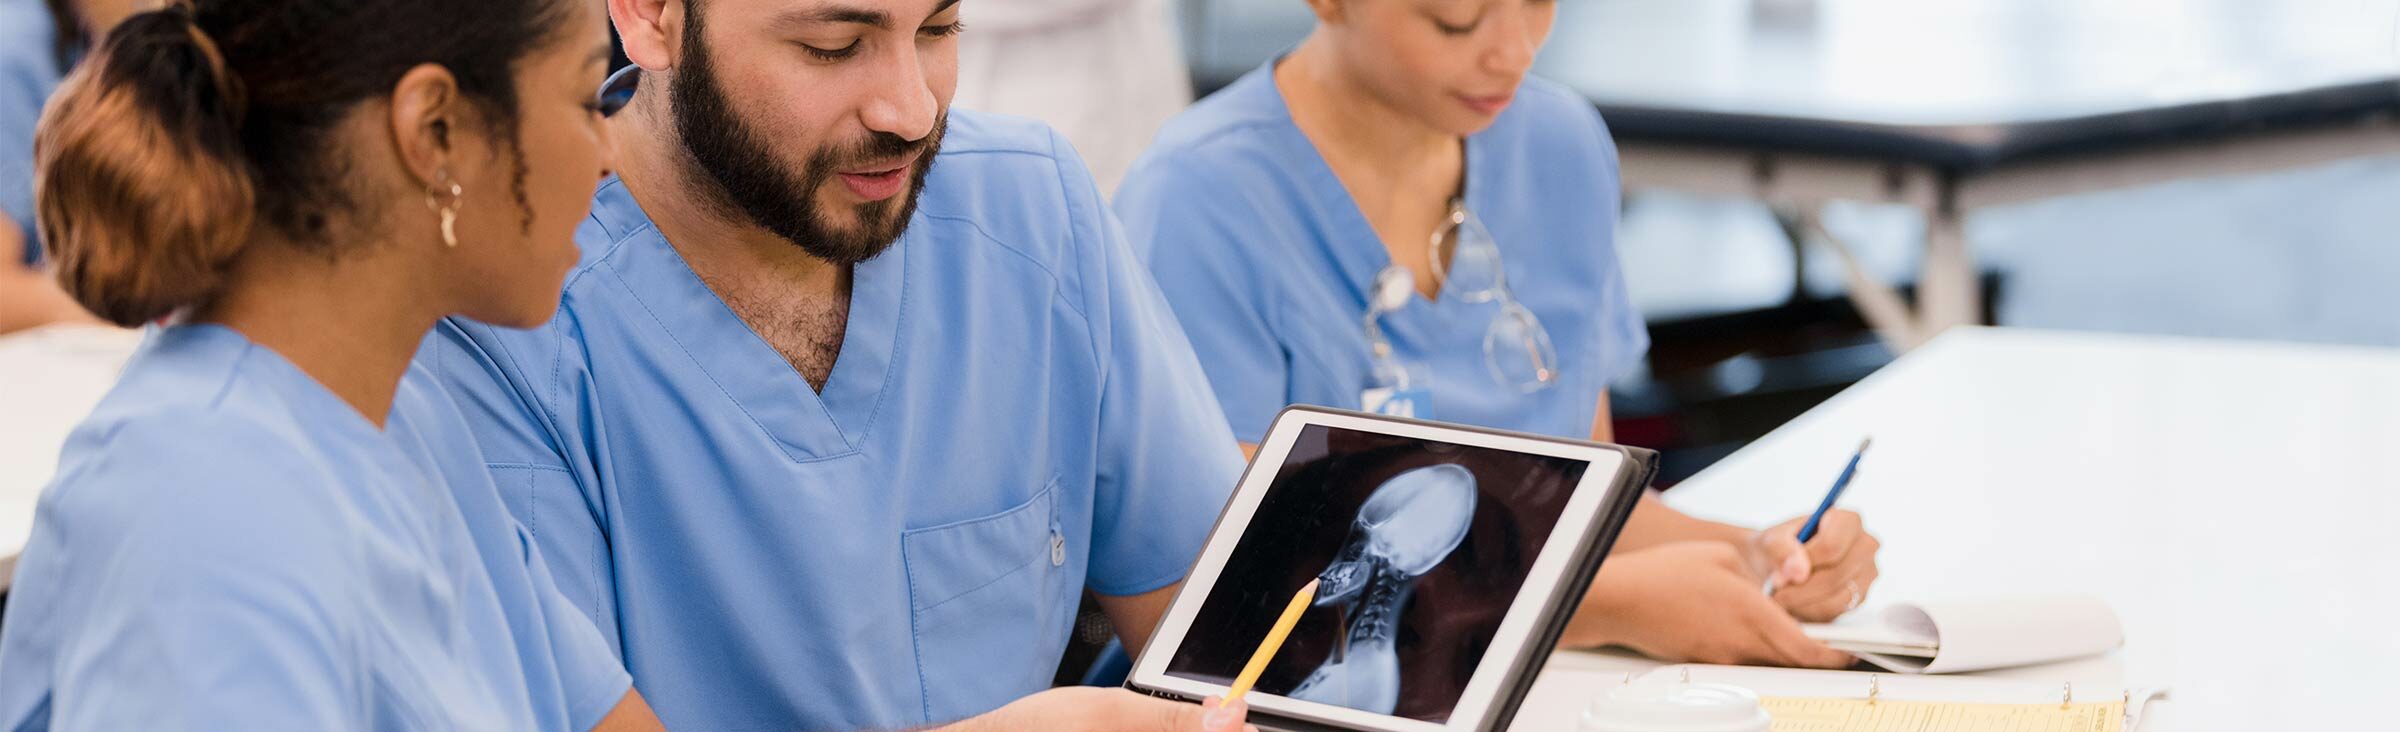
left=1360, top=386, right=1434, bottom=420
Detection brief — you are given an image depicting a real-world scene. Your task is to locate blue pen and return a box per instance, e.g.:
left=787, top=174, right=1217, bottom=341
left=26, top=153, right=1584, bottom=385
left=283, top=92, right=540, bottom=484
left=1764, top=437, right=1873, bottom=596
left=1797, top=437, right=1872, bottom=543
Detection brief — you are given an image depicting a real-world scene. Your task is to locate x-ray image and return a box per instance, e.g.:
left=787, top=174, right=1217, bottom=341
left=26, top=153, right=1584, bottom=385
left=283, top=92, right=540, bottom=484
left=1291, top=464, right=1477, bottom=713
left=1166, top=425, right=1589, bottom=722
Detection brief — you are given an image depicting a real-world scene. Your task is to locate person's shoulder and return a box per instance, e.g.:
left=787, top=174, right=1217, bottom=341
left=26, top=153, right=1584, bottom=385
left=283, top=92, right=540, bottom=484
left=44, top=393, right=355, bottom=580
left=67, top=331, right=325, bottom=483
left=920, top=108, right=1103, bottom=216
left=916, top=109, right=1112, bottom=277
left=391, top=360, right=489, bottom=458
left=1123, top=68, right=1300, bottom=193
left=1490, top=75, right=1613, bottom=154
left=932, top=107, right=1074, bottom=160
left=1150, top=68, right=1292, bottom=152
left=565, top=177, right=655, bottom=280
left=415, top=307, right=588, bottom=438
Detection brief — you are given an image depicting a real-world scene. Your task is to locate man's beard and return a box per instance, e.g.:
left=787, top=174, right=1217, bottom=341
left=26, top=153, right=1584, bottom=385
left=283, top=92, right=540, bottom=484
left=670, top=8, right=943, bottom=265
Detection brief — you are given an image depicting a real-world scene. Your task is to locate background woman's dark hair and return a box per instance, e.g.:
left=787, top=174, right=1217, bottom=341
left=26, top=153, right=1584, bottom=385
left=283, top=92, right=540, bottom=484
left=34, top=0, right=573, bottom=327
left=40, top=0, right=78, bottom=69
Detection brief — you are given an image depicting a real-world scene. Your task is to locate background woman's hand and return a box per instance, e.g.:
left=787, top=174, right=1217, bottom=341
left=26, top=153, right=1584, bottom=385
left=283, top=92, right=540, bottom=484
left=1748, top=509, right=1881, bottom=622
left=1563, top=541, right=1855, bottom=669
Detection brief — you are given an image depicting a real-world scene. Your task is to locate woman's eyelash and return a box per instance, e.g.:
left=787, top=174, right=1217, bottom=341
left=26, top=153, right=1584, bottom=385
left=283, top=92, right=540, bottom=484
left=1434, top=11, right=1484, bottom=35
left=922, top=22, right=965, bottom=38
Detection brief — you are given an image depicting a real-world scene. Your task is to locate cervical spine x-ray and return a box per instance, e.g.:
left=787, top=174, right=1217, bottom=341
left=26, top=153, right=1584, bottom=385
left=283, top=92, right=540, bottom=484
left=1164, top=425, right=1590, bottom=723
left=1290, top=464, right=1476, bottom=714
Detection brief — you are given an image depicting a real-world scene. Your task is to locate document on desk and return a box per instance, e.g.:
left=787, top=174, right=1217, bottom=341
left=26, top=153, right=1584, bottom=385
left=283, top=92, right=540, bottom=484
left=1802, top=594, right=2124, bottom=673
left=1760, top=697, right=2124, bottom=732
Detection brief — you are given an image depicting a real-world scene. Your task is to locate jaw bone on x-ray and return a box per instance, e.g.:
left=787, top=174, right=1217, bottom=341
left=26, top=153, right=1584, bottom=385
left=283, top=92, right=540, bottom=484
left=1290, top=464, right=1478, bottom=714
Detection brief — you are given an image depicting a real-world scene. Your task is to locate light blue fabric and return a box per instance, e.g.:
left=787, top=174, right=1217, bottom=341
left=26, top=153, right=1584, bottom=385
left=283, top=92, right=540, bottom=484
left=419, top=110, right=1244, bottom=730
left=1116, top=62, right=1651, bottom=443
left=0, top=324, right=631, bottom=730
left=0, top=1, right=68, bottom=265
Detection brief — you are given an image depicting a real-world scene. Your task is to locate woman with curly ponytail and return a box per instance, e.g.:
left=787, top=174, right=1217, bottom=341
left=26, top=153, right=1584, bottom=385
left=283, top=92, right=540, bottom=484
left=0, top=0, right=671, bottom=728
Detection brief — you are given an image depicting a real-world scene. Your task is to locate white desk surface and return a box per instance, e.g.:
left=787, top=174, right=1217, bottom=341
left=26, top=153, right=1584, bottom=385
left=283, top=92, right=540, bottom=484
left=1510, top=326, right=2400, bottom=731
left=4, top=325, right=2391, bottom=727
left=0, top=325, right=141, bottom=588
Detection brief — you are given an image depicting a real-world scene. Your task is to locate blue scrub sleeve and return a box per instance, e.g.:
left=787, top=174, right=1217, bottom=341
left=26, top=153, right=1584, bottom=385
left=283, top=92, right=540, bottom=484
left=1114, top=155, right=1293, bottom=445
left=1060, top=133, right=1246, bottom=597
left=422, top=318, right=626, bottom=654
left=1576, top=107, right=1652, bottom=388
left=0, top=31, right=54, bottom=264
left=44, top=419, right=358, bottom=729
left=515, top=523, right=636, bottom=731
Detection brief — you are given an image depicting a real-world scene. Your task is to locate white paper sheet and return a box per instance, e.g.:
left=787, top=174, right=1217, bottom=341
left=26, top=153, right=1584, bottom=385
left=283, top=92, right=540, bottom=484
left=1802, top=594, right=2124, bottom=674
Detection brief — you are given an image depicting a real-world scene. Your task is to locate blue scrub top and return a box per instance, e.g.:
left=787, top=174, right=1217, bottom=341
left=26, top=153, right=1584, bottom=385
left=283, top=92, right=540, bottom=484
left=418, top=110, right=1244, bottom=729
left=0, top=2, right=69, bottom=265
left=1116, top=63, right=1651, bottom=443
left=0, top=325, right=631, bottom=730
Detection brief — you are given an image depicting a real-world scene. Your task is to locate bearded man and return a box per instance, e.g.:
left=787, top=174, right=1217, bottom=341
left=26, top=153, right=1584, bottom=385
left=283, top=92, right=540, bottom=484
left=416, top=0, right=1245, bottom=728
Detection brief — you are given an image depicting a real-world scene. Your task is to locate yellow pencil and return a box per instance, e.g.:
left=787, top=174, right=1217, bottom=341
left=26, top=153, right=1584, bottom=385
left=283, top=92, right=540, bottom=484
left=1225, top=578, right=1321, bottom=703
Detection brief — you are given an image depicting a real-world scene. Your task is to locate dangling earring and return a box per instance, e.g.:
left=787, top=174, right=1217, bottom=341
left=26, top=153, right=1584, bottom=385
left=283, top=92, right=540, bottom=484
left=426, top=169, right=464, bottom=248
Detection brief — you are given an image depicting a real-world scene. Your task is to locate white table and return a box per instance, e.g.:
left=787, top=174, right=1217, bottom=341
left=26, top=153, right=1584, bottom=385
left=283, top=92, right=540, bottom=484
left=0, top=325, right=141, bottom=589
left=1507, top=327, right=2400, bottom=730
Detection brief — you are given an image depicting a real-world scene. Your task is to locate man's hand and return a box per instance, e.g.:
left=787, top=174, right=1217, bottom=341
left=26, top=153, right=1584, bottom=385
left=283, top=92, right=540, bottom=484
left=949, top=687, right=1255, bottom=732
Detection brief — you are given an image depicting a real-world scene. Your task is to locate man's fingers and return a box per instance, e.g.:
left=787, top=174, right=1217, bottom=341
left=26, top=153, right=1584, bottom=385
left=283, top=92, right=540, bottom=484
left=1199, top=697, right=1251, bottom=732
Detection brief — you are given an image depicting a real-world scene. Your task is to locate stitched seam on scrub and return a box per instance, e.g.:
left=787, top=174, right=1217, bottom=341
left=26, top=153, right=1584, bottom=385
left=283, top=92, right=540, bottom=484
left=899, top=477, right=1057, bottom=536
left=1042, top=129, right=1111, bottom=379
left=484, top=462, right=572, bottom=474
left=917, top=552, right=1045, bottom=616
left=844, top=227, right=914, bottom=452
left=906, top=537, right=933, bottom=722
left=917, top=212, right=1084, bottom=326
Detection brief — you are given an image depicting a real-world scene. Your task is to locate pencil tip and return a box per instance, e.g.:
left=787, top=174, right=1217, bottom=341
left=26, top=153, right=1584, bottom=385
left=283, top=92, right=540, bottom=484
left=1300, top=579, right=1320, bottom=597
left=1858, top=436, right=1873, bottom=453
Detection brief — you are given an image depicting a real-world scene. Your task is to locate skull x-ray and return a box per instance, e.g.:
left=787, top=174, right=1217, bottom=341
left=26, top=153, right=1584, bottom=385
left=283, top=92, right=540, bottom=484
left=1166, top=425, right=1589, bottom=722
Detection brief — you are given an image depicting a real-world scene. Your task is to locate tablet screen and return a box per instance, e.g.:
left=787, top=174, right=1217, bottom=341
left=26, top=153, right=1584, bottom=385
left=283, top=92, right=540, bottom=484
left=1162, top=423, right=1592, bottom=723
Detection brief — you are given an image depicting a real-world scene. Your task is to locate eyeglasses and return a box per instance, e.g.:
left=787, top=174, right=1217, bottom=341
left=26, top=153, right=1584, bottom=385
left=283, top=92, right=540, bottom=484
left=1364, top=200, right=1559, bottom=393
left=595, top=65, right=640, bottom=118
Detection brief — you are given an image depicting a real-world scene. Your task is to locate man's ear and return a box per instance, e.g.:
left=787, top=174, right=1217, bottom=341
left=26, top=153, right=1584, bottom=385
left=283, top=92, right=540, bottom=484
left=611, top=0, right=686, bottom=71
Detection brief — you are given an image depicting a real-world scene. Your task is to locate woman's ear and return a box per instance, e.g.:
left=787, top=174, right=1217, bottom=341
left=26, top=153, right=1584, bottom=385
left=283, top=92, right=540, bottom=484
left=387, top=63, right=463, bottom=190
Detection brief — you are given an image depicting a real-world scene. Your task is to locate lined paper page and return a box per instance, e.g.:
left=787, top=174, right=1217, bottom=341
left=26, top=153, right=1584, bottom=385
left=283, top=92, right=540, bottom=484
left=1762, top=697, right=2124, bottom=732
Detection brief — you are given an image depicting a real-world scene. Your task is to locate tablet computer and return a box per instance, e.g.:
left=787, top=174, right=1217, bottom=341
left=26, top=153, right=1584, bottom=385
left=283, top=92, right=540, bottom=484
left=1126, top=406, right=1657, bottom=732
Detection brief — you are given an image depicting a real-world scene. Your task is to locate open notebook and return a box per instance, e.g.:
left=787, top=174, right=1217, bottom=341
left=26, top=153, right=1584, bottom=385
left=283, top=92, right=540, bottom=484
left=1800, top=595, right=2124, bottom=674
left=1634, top=665, right=2172, bottom=732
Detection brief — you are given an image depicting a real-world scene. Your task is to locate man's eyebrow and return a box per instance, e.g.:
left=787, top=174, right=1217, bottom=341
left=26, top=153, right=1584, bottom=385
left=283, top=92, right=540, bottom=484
left=774, top=4, right=893, bottom=31
left=770, top=0, right=963, bottom=33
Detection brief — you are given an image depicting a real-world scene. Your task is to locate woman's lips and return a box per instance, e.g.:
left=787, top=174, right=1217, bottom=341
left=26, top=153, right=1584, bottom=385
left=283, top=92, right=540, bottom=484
left=1457, top=93, right=1514, bottom=117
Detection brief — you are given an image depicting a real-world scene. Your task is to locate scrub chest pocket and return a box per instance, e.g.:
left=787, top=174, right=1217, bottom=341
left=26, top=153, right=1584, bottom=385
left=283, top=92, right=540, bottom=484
left=902, top=477, right=1079, bottom=722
